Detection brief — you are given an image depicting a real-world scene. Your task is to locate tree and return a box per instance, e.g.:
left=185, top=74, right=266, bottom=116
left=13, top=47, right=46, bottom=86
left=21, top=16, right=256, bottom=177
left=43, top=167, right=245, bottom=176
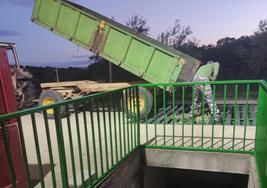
left=157, top=20, right=193, bottom=49
left=126, top=15, right=150, bottom=35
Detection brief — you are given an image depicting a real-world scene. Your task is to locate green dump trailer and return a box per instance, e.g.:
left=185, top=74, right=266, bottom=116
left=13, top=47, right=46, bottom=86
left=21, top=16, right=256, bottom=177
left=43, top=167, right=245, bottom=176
left=31, top=0, right=201, bottom=118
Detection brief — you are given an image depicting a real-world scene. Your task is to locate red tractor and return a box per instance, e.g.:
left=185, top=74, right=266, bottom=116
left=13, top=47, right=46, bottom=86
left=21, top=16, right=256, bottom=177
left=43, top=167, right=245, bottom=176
left=0, top=42, right=39, bottom=109
left=0, top=42, right=26, bottom=187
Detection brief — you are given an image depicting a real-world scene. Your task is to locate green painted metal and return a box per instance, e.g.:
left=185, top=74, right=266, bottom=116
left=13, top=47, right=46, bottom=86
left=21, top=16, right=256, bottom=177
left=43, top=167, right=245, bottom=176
left=54, top=107, right=69, bottom=187
left=89, top=99, right=99, bottom=180
left=211, top=85, right=216, bottom=148
left=95, top=99, right=104, bottom=176
left=191, top=86, right=195, bottom=147
left=232, top=84, right=238, bottom=149
left=129, top=89, right=133, bottom=150
left=16, top=117, right=32, bottom=187
left=32, top=0, right=200, bottom=87
left=255, top=82, right=267, bottom=188
left=112, top=94, right=119, bottom=163
left=117, top=95, right=123, bottom=161
left=222, top=85, right=227, bottom=149
left=172, top=88, right=176, bottom=146
left=136, top=88, right=141, bottom=147
left=81, top=102, right=93, bottom=185
left=74, top=103, right=86, bottom=187
left=1, top=80, right=267, bottom=187
left=181, top=86, right=185, bottom=147
left=201, top=85, right=205, bottom=148
left=65, top=105, right=78, bottom=187
left=163, top=87, right=166, bottom=146
left=153, top=88, right=157, bottom=145
left=31, top=113, right=45, bottom=188
left=121, top=94, right=127, bottom=157
left=243, top=84, right=250, bottom=150
left=101, top=97, right=109, bottom=171
left=107, top=94, right=114, bottom=166
left=145, top=89, right=148, bottom=143
left=43, top=111, right=57, bottom=188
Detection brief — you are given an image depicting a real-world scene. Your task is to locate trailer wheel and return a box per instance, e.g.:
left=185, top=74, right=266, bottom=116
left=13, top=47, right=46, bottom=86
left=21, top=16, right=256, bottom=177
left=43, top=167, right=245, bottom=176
left=39, top=90, right=65, bottom=119
left=123, top=87, right=153, bottom=120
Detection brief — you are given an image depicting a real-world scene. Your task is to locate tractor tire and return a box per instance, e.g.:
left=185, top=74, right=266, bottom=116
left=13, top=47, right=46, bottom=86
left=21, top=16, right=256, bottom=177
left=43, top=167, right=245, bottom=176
left=123, top=87, right=153, bottom=120
left=17, top=80, right=37, bottom=109
left=39, top=90, right=65, bottom=119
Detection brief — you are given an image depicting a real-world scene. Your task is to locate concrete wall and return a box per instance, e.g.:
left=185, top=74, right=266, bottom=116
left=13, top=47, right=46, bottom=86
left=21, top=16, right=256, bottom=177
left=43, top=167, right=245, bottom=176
left=97, top=148, right=259, bottom=188
left=145, top=149, right=259, bottom=188
left=96, top=149, right=144, bottom=188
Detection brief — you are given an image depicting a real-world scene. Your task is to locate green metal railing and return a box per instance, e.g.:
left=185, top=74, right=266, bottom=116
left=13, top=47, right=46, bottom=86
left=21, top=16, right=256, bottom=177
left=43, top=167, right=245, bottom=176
left=255, top=81, right=267, bottom=188
left=0, top=86, right=140, bottom=188
left=139, top=80, right=260, bottom=153
left=1, top=80, right=267, bottom=187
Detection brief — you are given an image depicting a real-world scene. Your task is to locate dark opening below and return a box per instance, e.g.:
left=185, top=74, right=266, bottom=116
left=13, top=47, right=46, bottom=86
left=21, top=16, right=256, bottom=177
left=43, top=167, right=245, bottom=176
left=144, top=167, right=249, bottom=188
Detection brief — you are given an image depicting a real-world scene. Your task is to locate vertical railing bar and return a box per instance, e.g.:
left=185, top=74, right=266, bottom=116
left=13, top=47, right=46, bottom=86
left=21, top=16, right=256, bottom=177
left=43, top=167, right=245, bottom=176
left=191, top=86, right=195, bottom=147
left=107, top=95, right=114, bottom=168
left=136, top=87, right=141, bottom=147
left=153, top=88, right=157, bottom=146
left=232, top=84, right=238, bottom=149
left=107, top=94, right=114, bottom=166
left=145, top=87, right=148, bottom=144
left=163, top=87, right=166, bottom=146
left=65, top=105, right=77, bottom=187
left=31, top=113, right=45, bottom=188
left=112, top=93, right=119, bottom=163
left=125, top=89, right=130, bottom=154
left=54, top=107, right=69, bottom=187
left=172, top=86, right=175, bottom=146
left=182, top=86, right=185, bottom=147
left=101, top=97, right=109, bottom=171
left=129, top=88, right=133, bottom=150
left=132, top=87, right=137, bottom=148
left=43, top=111, right=57, bottom=188
left=1, top=121, right=17, bottom=188
left=74, top=103, right=85, bottom=187
left=121, top=91, right=126, bottom=157
left=243, top=84, right=250, bottom=150
left=211, top=85, right=216, bottom=148
left=201, top=84, right=205, bottom=148
left=117, top=93, right=123, bottom=160
left=89, top=100, right=99, bottom=179
left=222, top=85, right=227, bottom=149
left=16, top=117, right=32, bottom=187
left=81, top=102, right=92, bottom=185
left=95, top=98, right=104, bottom=175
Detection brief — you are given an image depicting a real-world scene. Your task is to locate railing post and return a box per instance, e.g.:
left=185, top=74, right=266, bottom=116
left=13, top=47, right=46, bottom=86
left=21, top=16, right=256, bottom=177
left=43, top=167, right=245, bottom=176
left=136, top=86, right=141, bottom=146
left=54, top=107, right=69, bottom=187
left=254, top=82, right=267, bottom=188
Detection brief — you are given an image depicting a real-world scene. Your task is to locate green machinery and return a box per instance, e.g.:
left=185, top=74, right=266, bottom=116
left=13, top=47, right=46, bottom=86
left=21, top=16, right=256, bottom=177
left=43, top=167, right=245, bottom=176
left=31, top=0, right=201, bottom=117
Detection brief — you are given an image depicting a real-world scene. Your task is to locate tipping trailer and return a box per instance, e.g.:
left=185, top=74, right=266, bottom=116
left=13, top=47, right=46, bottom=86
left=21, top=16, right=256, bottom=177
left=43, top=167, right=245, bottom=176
left=31, top=0, right=201, bottom=118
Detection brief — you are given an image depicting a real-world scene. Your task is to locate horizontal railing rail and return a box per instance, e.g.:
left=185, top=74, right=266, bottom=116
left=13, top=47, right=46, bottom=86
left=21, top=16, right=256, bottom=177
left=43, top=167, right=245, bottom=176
left=139, top=80, right=260, bottom=153
left=1, top=80, right=266, bottom=187
left=0, top=86, right=139, bottom=188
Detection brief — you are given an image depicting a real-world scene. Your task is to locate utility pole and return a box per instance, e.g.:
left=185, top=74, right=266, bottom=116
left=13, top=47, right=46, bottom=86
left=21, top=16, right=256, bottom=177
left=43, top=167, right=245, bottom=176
left=55, top=68, right=59, bottom=82
left=109, top=62, right=112, bottom=83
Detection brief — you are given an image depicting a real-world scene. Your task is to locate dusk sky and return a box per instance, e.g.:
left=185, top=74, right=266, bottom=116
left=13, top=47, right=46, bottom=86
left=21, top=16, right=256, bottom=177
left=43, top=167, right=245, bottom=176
left=1, top=0, right=267, bottom=67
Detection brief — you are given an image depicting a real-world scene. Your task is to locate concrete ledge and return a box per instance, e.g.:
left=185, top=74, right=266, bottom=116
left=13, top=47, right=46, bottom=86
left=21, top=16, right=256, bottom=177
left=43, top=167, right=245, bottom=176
left=145, top=148, right=259, bottom=188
